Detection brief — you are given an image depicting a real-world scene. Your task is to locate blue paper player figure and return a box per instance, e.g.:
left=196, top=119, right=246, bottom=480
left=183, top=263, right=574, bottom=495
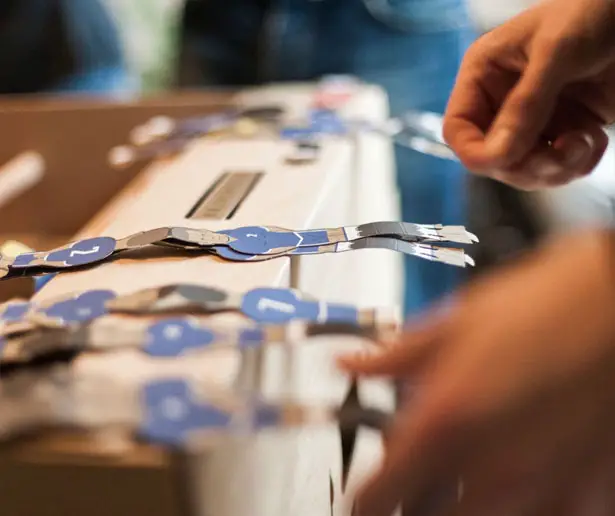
left=241, top=287, right=359, bottom=324
left=140, top=380, right=284, bottom=446
left=0, top=0, right=132, bottom=96
left=42, top=290, right=116, bottom=325
left=145, top=318, right=268, bottom=357
left=141, top=380, right=232, bottom=446
left=221, top=226, right=335, bottom=255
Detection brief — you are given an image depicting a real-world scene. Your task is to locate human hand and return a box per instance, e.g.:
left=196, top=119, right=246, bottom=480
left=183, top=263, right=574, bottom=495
left=444, top=0, right=615, bottom=189
left=339, top=230, right=615, bottom=516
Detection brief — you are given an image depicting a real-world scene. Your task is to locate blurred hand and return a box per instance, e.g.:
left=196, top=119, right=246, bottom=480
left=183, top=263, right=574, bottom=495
left=444, top=0, right=615, bottom=189
left=339, top=230, right=615, bottom=516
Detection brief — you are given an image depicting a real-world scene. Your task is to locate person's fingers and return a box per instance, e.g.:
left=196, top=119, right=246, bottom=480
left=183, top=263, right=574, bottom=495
left=543, top=432, right=615, bottom=516
left=451, top=485, right=544, bottom=516
left=449, top=443, right=584, bottom=516
left=563, top=81, right=615, bottom=127
left=336, top=322, right=443, bottom=377
left=545, top=103, right=610, bottom=178
left=488, top=137, right=592, bottom=191
left=443, top=48, right=501, bottom=171
left=483, top=102, right=609, bottom=189
left=444, top=117, right=491, bottom=171
left=484, top=44, right=567, bottom=168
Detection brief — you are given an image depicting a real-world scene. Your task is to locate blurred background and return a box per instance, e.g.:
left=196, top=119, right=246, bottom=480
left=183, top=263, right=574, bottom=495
left=102, top=0, right=183, bottom=92
left=102, top=0, right=536, bottom=92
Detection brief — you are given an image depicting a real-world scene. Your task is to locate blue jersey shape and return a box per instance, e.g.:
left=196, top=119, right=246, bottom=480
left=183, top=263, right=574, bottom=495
left=223, top=227, right=332, bottom=255
left=222, top=226, right=301, bottom=255
left=237, top=327, right=267, bottom=349
left=214, top=243, right=333, bottom=261
left=280, top=127, right=322, bottom=140
left=145, top=319, right=216, bottom=357
left=241, top=287, right=359, bottom=324
left=140, top=380, right=231, bottom=446
left=324, top=304, right=360, bottom=324
left=43, top=289, right=115, bottom=324
left=12, top=252, right=41, bottom=268
left=45, top=237, right=117, bottom=267
left=0, top=302, right=31, bottom=323
left=241, top=288, right=318, bottom=323
left=309, top=109, right=348, bottom=135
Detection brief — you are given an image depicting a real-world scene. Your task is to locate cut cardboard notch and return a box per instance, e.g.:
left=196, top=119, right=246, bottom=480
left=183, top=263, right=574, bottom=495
left=329, top=472, right=335, bottom=516
left=339, top=380, right=360, bottom=491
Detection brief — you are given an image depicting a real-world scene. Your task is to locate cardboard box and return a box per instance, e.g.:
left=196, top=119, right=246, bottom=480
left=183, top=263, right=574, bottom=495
left=0, top=85, right=399, bottom=516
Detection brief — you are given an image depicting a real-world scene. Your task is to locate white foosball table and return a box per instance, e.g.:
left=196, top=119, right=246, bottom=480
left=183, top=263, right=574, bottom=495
left=0, top=82, right=406, bottom=516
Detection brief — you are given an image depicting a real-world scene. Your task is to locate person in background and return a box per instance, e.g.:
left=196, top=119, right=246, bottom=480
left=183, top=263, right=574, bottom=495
left=178, top=0, right=476, bottom=318
left=0, top=0, right=133, bottom=294
left=0, top=0, right=132, bottom=96
left=339, top=0, right=615, bottom=515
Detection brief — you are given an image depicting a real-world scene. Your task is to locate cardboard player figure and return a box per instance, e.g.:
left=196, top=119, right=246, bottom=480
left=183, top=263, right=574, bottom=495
left=1, top=314, right=384, bottom=365
left=0, top=221, right=477, bottom=281
left=0, top=355, right=391, bottom=449
left=0, top=227, right=231, bottom=280
left=1, top=285, right=396, bottom=334
left=219, top=222, right=477, bottom=255
left=112, top=105, right=287, bottom=168
left=130, top=105, right=285, bottom=146
left=106, top=284, right=396, bottom=330
left=213, top=236, right=475, bottom=267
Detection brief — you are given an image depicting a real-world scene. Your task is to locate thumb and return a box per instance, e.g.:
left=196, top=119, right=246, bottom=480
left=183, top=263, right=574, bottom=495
left=336, top=324, right=443, bottom=377
left=486, top=44, right=566, bottom=167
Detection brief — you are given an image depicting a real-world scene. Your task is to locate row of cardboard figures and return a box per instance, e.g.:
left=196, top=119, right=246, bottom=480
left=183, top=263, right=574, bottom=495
left=109, top=76, right=457, bottom=168
left=0, top=225, right=477, bottom=448
left=0, top=221, right=478, bottom=281
left=0, top=283, right=396, bottom=449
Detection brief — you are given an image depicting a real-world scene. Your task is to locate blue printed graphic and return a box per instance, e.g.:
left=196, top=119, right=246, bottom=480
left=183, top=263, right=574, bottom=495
left=237, top=327, right=266, bottom=349
left=213, top=245, right=263, bottom=262
left=34, top=274, right=57, bottom=293
left=252, top=404, right=282, bottom=428
left=325, top=304, right=360, bottom=324
left=309, top=109, right=348, bottom=135
left=145, top=319, right=216, bottom=357
left=289, top=245, right=328, bottom=255
left=280, top=110, right=348, bottom=140
left=43, top=290, right=116, bottom=324
left=280, top=127, right=322, bottom=140
left=213, top=243, right=331, bottom=261
left=45, top=237, right=117, bottom=267
left=11, top=252, right=42, bottom=268
left=241, top=287, right=359, bottom=324
left=0, top=302, right=31, bottom=323
left=241, top=288, right=315, bottom=323
left=0, top=301, right=32, bottom=359
left=294, top=230, right=332, bottom=247
left=140, top=380, right=231, bottom=446
left=222, top=227, right=332, bottom=255
left=222, top=226, right=301, bottom=255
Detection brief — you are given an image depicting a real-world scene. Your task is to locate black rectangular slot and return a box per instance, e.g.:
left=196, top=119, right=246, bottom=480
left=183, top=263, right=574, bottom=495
left=186, top=171, right=264, bottom=220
